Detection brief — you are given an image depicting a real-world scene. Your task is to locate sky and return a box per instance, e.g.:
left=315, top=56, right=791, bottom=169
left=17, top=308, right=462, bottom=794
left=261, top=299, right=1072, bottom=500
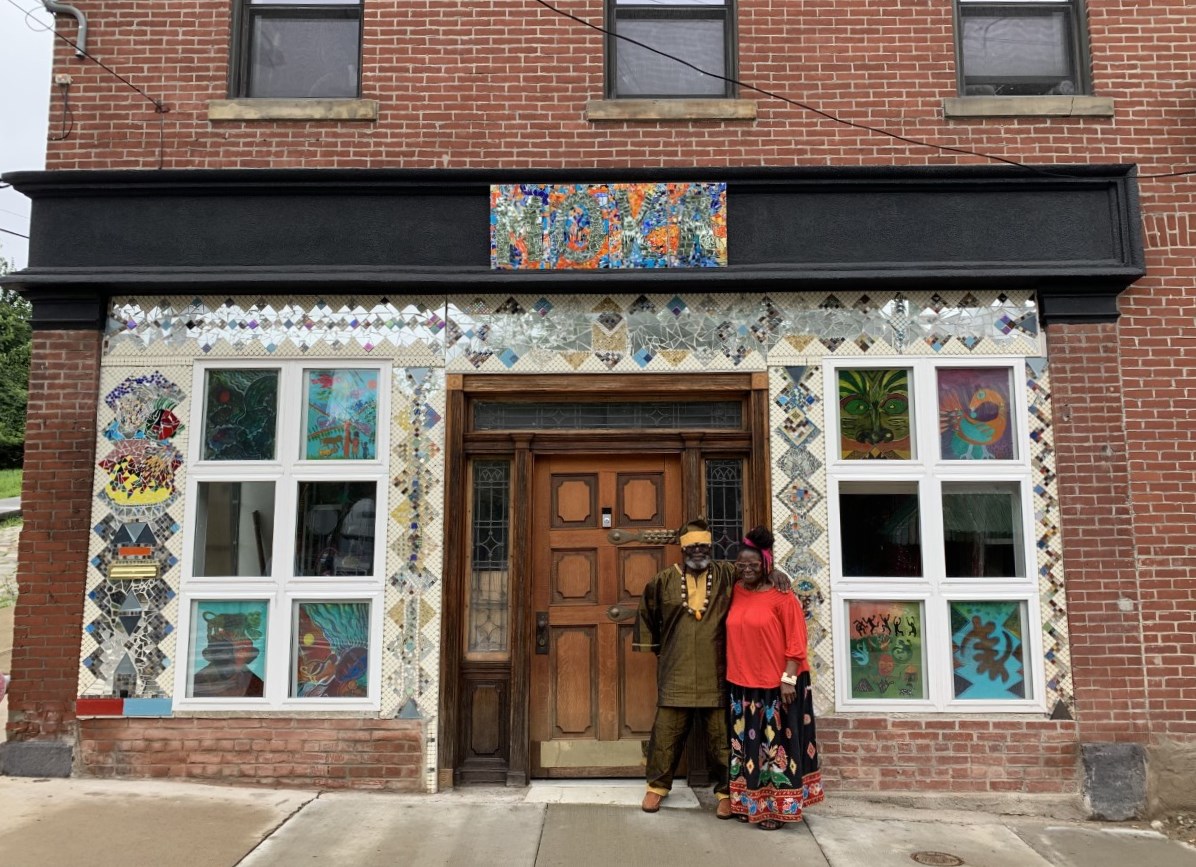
left=0, top=0, right=53, bottom=269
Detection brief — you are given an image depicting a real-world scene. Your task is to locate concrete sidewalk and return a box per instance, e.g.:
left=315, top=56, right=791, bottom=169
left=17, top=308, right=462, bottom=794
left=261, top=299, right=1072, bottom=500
left=0, top=777, right=1193, bottom=867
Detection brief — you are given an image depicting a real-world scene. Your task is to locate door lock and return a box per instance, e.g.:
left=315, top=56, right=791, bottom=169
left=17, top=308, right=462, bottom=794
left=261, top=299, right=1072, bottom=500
left=536, top=612, right=549, bottom=654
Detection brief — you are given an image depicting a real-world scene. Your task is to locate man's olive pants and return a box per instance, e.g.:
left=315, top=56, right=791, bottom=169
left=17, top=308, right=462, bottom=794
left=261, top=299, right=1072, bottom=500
left=645, top=705, right=730, bottom=797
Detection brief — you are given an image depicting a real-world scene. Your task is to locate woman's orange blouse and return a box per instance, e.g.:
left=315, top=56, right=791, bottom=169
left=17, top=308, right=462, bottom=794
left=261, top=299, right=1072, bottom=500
left=725, top=584, right=809, bottom=688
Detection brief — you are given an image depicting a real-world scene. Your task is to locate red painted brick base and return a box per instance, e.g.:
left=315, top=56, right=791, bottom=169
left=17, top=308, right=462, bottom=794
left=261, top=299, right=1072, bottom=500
left=77, top=718, right=425, bottom=791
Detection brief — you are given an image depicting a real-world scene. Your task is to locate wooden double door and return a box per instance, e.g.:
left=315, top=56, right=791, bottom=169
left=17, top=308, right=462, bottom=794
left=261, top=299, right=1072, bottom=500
left=530, top=453, right=683, bottom=777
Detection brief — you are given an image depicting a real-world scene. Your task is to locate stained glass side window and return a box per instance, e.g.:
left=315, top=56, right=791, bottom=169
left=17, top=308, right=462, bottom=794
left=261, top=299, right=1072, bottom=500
left=706, top=459, right=743, bottom=562
left=467, top=460, right=512, bottom=656
left=203, top=369, right=279, bottom=461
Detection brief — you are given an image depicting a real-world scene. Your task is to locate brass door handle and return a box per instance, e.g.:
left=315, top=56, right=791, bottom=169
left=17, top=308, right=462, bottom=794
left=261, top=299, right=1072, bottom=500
left=607, top=605, right=636, bottom=622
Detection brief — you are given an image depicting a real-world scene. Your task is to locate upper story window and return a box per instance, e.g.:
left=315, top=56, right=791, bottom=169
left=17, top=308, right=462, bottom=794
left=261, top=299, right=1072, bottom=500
left=956, top=1, right=1090, bottom=96
left=607, top=0, right=735, bottom=98
left=232, top=0, right=362, bottom=98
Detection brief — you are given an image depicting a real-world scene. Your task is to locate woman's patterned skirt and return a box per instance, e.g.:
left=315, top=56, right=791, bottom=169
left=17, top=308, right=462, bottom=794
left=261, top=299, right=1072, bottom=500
left=728, top=674, right=824, bottom=824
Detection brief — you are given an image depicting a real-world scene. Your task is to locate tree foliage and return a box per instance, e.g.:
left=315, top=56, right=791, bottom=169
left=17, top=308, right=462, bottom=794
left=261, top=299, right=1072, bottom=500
left=0, top=257, right=30, bottom=469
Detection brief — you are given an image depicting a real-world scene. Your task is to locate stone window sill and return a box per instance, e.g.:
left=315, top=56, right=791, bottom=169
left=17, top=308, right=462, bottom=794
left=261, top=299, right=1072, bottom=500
left=207, top=98, right=379, bottom=122
left=586, top=99, right=757, bottom=122
left=943, top=96, right=1114, bottom=119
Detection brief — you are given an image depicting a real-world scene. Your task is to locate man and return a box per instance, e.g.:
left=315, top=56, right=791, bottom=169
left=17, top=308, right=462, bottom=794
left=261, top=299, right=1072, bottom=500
left=634, top=518, right=735, bottom=818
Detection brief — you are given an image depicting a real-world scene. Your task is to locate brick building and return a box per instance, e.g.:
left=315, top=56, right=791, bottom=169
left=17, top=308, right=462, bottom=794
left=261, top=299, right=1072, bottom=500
left=1, top=0, right=1192, bottom=819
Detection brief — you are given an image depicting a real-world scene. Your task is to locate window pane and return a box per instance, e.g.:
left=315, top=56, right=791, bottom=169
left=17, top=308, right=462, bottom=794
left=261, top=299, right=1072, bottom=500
left=937, top=367, right=1016, bottom=460
left=838, top=368, right=914, bottom=460
left=303, top=369, right=380, bottom=460
left=706, top=459, right=743, bottom=562
left=950, top=600, right=1029, bottom=700
left=468, top=461, right=511, bottom=655
left=848, top=600, right=925, bottom=700
left=473, top=401, right=742, bottom=430
left=295, top=481, right=377, bottom=576
left=194, top=482, right=275, bottom=577
left=961, top=7, right=1074, bottom=95
left=942, top=482, right=1024, bottom=578
left=615, top=18, right=726, bottom=97
left=292, top=601, right=370, bottom=697
left=203, top=369, right=278, bottom=461
left=187, top=599, right=269, bottom=698
left=839, top=483, right=921, bottom=577
left=250, top=16, right=360, bottom=99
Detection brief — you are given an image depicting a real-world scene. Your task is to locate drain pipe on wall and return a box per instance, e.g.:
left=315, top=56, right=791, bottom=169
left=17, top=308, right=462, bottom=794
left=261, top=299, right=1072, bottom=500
left=41, top=0, right=87, bottom=57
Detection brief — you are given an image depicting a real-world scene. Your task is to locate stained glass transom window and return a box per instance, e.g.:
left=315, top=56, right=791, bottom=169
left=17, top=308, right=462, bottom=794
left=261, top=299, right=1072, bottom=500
left=473, top=401, right=742, bottom=431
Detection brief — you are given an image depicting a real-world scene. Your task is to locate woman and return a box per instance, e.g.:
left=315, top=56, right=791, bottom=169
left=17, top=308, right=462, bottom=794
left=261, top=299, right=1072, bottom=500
left=725, top=526, right=824, bottom=829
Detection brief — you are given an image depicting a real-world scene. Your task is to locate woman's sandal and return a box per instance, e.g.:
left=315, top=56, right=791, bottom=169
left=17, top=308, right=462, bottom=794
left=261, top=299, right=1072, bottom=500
left=758, top=819, right=783, bottom=831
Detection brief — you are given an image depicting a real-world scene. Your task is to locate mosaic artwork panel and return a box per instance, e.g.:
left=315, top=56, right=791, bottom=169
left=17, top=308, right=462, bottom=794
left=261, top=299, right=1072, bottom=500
left=837, top=368, right=913, bottom=460
left=937, top=367, right=1016, bottom=460
left=187, top=599, right=269, bottom=698
left=769, top=365, right=833, bottom=712
left=303, top=368, right=379, bottom=460
left=490, top=183, right=727, bottom=269
left=949, top=600, right=1026, bottom=701
left=202, top=368, right=279, bottom=461
left=1026, top=358, right=1073, bottom=714
left=848, top=599, right=926, bottom=701
left=382, top=366, right=447, bottom=789
left=293, top=601, right=370, bottom=698
left=105, top=296, right=448, bottom=360
left=81, top=364, right=193, bottom=700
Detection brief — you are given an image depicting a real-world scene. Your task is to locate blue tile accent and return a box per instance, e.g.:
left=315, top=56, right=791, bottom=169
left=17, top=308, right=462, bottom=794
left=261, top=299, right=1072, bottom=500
left=121, top=698, right=174, bottom=717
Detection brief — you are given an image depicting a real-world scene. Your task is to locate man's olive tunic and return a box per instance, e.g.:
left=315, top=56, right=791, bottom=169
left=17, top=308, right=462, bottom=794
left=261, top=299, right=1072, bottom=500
left=633, top=562, right=736, bottom=707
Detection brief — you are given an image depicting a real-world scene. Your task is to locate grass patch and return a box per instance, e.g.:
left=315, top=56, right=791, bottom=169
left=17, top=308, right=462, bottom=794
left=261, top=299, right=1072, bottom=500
left=0, top=515, right=20, bottom=530
left=0, top=468, right=19, bottom=500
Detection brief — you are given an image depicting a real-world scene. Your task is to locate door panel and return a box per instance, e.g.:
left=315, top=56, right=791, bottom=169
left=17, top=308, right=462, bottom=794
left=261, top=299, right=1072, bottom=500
left=531, top=454, right=682, bottom=777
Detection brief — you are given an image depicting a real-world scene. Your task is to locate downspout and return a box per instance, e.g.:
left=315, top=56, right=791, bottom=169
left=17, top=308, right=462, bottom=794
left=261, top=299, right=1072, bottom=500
left=41, top=0, right=87, bottom=57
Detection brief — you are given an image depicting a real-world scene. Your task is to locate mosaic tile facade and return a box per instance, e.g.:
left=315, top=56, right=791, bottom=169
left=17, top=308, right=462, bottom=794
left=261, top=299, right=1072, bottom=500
left=91, top=289, right=1063, bottom=789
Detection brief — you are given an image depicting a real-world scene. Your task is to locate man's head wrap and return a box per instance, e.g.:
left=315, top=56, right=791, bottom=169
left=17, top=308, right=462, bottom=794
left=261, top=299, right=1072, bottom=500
left=678, top=518, right=712, bottom=548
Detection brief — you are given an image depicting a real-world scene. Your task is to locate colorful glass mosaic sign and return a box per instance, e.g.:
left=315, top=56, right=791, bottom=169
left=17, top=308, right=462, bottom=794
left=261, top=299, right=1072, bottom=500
left=937, top=367, right=1015, bottom=460
left=490, top=183, right=727, bottom=269
left=950, top=600, right=1026, bottom=700
left=848, top=600, right=924, bottom=700
left=203, top=369, right=278, bottom=461
left=294, top=601, right=370, bottom=698
left=838, top=368, right=912, bottom=460
left=187, top=600, right=268, bottom=698
left=304, top=369, right=379, bottom=460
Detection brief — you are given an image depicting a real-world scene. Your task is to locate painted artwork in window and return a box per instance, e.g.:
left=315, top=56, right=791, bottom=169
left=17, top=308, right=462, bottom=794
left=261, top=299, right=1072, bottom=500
left=193, top=481, right=275, bottom=577
left=293, top=601, right=370, bottom=698
left=295, top=481, right=376, bottom=577
left=186, top=599, right=268, bottom=698
left=838, top=368, right=913, bottom=460
left=303, top=369, right=379, bottom=460
left=839, top=483, right=922, bottom=577
left=950, top=600, right=1027, bottom=700
left=937, top=367, right=1015, bottom=460
left=202, top=369, right=279, bottom=461
left=942, top=482, right=1024, bottom=578
left=848, top=600, right=925, bottom=700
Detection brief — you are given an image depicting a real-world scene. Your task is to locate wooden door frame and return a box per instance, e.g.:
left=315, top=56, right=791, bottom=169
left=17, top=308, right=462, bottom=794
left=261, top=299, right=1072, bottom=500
left=440, top=372, right=772, bottom=787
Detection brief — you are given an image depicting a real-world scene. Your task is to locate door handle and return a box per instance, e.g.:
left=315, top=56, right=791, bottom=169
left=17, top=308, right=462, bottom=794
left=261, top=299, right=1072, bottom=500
left=536, top=612, right=549, bottom=654
left=606, top=605, right=636, bottom=622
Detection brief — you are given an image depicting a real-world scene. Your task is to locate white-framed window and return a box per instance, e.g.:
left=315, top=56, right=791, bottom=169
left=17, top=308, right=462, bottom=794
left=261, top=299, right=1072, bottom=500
left=826, top=359, right=1045, bottom=713
left=956, top=1, right=1091, bottom=96
left=173, top=362, right=388, bottom=710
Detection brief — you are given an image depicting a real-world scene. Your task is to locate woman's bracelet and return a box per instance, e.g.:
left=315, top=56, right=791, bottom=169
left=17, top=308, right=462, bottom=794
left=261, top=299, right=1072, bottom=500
left=780, top=672, right=798, bottom=686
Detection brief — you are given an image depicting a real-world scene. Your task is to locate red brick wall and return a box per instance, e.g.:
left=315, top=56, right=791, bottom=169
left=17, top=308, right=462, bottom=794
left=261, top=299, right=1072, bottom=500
left=6, top=330, right=102, bottom=742
left=78, top=718, right=425, bottom=789
left=819, top=717, right=1080, bottom=795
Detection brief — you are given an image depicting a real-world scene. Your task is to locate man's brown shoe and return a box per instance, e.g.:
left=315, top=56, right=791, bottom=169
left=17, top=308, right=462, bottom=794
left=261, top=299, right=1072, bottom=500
left=641, top=791, right=664, bottom=813
left=716, top=798, right=733, bottom=819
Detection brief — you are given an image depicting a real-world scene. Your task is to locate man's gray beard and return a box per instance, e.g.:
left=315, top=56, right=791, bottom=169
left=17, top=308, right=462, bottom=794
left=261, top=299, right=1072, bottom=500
left=685, top=555, right=711, bottom=573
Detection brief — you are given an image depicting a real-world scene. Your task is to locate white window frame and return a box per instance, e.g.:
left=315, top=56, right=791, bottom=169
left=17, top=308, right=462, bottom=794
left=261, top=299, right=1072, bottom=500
left=826, top=357, right=1046, bottom=714
left=173, top=360, right=389, bottom=711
